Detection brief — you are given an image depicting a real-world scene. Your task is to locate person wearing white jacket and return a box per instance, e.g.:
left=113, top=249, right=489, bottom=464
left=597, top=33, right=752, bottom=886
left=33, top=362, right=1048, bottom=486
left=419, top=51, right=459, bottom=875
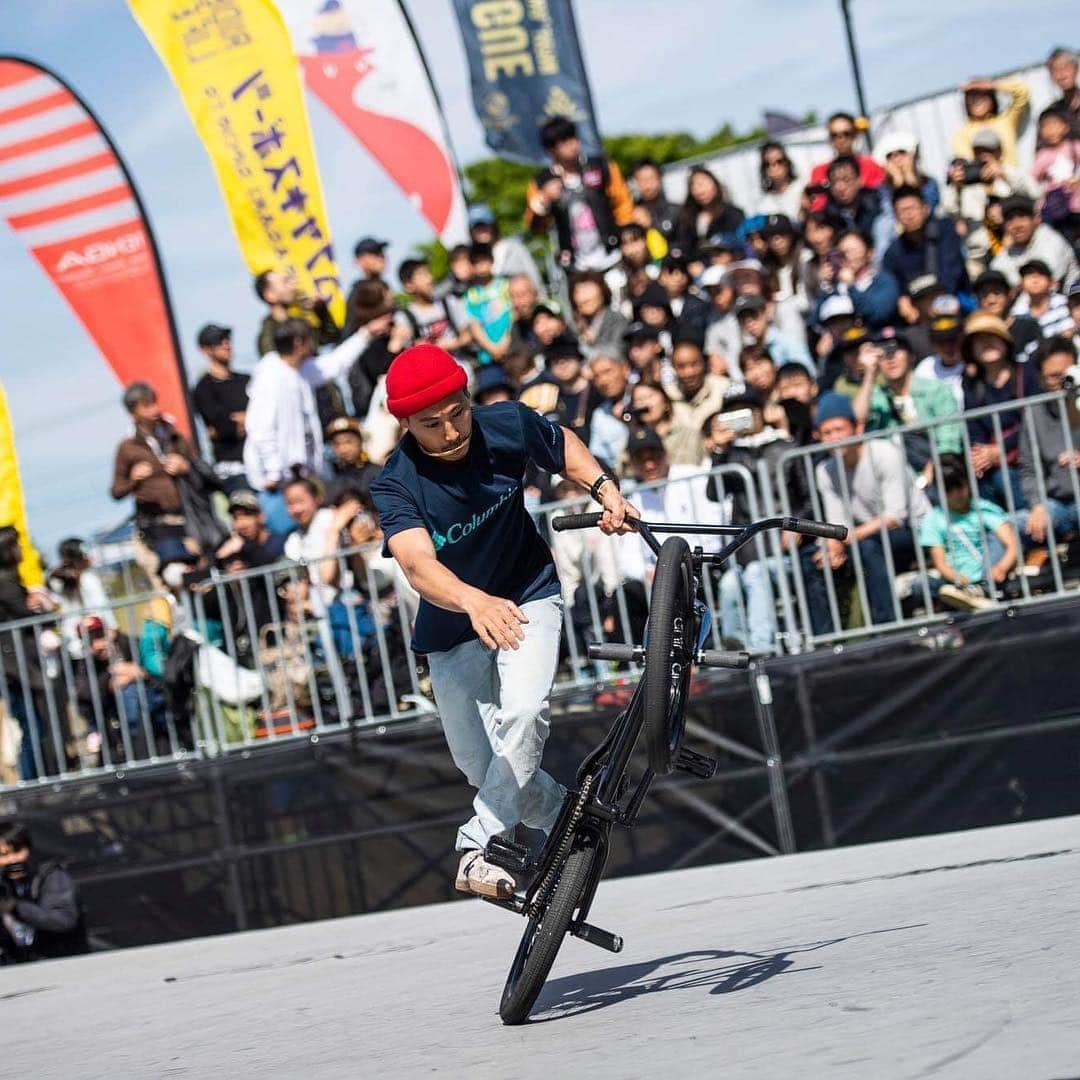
left=243, top=317, right=371, bottom=534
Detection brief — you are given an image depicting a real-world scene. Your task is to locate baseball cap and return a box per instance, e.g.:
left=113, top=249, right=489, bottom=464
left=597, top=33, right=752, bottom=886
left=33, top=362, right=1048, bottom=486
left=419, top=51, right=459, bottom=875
left=325, top=416, right=362, bottom=439
left=197, top=323, right=231, bottom=348
left=762, top=214, right=797, bottom=237
left=228, top=489, right=261, bottom=514
left=474, top=364, right=514, bottom=397
left=623, top=321, right=660, bottom=343
left=1019, top=259, right=1053, bottom=278
left=723, top=259, right=766, bottom=288
left=531, top=298, right=565, bottom=323
left=1000, top=195, right=1036, bottom=219
left=545, top=333, right=584, bottom=363
left=697, top=264, right=726, bottom=288
left=818, top=293, right=856, bottom=322
left=876, top=130, right=918, bottom=160
left=929, top=294, right=963, bottom=338
left=973, top=269, right=1010, bottom=295
left=627, top=425, right=665, bottom=456
left=873, top=326, right=914, bottom=352
left=354, top=236, right=389, bottom=257
left=467, top=203, right=496, bottom=227
left=908, top=274, right=942, bottom=299
left=1068, top=281, right=1080, bottom=303
left=734, top=294, right=766, bottom=318
left=721, top=386, right=766, bottom=410
left=971, top=128, right=1003, bottom=152
left=815, top=391, right=857, bottom=426
left=78, top=615, right=106, bottom=637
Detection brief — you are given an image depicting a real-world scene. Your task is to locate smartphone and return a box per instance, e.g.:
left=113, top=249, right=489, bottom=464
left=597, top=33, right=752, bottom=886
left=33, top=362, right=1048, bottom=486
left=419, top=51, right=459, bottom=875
left=716, top=408, right=755, bottom=435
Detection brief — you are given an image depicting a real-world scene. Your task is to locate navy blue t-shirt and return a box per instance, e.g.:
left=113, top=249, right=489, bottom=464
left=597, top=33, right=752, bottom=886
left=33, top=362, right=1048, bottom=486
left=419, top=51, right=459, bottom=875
left=371, top=401, right=566, bottom=653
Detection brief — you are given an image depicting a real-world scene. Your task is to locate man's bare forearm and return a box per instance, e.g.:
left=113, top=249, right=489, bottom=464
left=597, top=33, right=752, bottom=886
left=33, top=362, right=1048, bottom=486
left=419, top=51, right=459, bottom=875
left=561, top=425, right=608, bottom=492
left=398, top=549, right=486, bottom=615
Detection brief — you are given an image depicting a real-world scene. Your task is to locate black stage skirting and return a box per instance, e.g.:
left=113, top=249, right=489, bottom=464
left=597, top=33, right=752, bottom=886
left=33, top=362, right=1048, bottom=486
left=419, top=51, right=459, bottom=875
left=5, top=597, right=1079, bottom=949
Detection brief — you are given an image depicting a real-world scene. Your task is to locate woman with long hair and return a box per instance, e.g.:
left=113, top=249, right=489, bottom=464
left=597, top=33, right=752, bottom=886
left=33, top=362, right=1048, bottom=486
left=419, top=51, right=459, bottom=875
left=674, top=165, right=745, bottom=259
left=756, top=142, right=802, bottom=220
left=627, top=380, right=702, bottom=465
left=569, top=271, right=629, bottom=359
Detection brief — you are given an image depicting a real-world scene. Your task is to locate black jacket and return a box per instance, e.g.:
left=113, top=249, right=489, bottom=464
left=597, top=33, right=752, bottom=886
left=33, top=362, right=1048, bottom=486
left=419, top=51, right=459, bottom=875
left=1, top=861, right=87, bottom=962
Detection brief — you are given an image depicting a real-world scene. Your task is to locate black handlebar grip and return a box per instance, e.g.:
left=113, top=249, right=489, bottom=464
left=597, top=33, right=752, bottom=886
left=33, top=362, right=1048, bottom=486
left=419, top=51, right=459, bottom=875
left=551, top=512, right=605, bottom=532
left=784, top=517, right=849, bottom=542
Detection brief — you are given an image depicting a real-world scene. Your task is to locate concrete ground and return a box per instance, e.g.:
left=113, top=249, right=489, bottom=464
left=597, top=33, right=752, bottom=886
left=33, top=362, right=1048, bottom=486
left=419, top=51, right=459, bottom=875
left=4, top=815, right=1079, bottom=1080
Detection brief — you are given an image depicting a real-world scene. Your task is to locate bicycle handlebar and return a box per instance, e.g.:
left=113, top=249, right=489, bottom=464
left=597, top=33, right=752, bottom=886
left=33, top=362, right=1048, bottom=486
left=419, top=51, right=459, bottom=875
left=780, top=517, right=848, bottom=542
left=550, top=511, right=848, bottom=543
left=551, top=512, right=605, bottom=532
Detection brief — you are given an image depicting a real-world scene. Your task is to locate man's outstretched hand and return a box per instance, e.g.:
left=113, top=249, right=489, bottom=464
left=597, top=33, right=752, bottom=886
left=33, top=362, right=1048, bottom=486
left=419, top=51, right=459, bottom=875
left=465, top=592, right=530, bottom=651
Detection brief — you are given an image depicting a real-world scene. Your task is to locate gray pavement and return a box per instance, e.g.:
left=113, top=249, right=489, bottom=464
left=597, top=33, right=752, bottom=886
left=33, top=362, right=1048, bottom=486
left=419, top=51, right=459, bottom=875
left=4, top=815, right=1080, bottom=1080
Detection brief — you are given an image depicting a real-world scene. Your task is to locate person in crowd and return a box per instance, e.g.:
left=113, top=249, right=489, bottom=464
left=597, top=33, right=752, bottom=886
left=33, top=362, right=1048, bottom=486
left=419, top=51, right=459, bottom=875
left=961, top=312, right=1038, bottom=510
left=343, top=236, right=390, bottom=334
left=507, top=274, right=541, bottom=352
left=623, top=321, right=670, bottom=387
left=802, top=392, right=929, bottom=633
left=463, top=243, right=513, bottom=365
left=397, top=257, right=468, bottom=352
left=632, top=281, right=677, bottom=352
left=466, top=203, right=540, bottom=286
left=0, top=822, right=86, bottom=963
left=619, top=426, right=725, bottom=589
left=951, top=75, right=1030, bottom=166
left=243, top=318, right=372, bottom=536
left=883, top=185, right=970, bottom=310
left=700, top=265, right=740, bottom=376
left=254, top=268, right=339, bottom=356
left=734, top=293, right=815, bottom=374
left=659, top=254, right=711, bottom=342
left=1011, top=259, right=1075, bottom=338
left=1047, top=47, right=1080, bottom=137
left=1068, top=283, right=1080, bottom=350
left=530, top=298, right=570, bottom=360
left=324, top=416, right=381, bottom=503
left=588, top=353, right=633, bottom=468
left=525, top=115, right=634, bottom=271
left=110, top=382, right=209, bottom=574
left=1016, top=336, right=1080, bottom=550
left=706, top=388, right=798, bottom=653
left=1031, top=105, right=1080, bottom=245
left=48, top=537, right=114, bottom=638
left=913, top=297, right=967, bottom=406
left=991, top=195, right=1080, bottom=290
left=625, top=380, right=701, bottom=466
left=814, top=228, right=899, bottom=330
left=800, top=209, right=843, bottom=305
left=570, top=271, right=629, bottom=359
left=436, top=242, right=472, bottom=304
left=756, top=142, right=803, bottom=220
left=876, top=130, right=940, bottom=211
left=473, top=365, right=516, bottom=407
left=821, top=155, right=894, bottom=256
left=943, top=129, right=1039, bottom=280
left=0, top=527, right=62, bottom=781
left=739, top=343, right=779, bottom=398
left=518, top=335, right=602, bottom=447
left=919, top=454, right=1018, bottom=611
left=216, top=490, right=287, bottom=569
left=807, top=112, right=885, bottom=212
left=607, top=222, right=660, bottom=317
left=674, top=165, right=745, bottom=260
left=192, top=324, right=250, bottom=494
left=670, top=336, right=730, bottom=436
left=821, top=321, right=872, bottom=397
left=282, top=476, right=352, bottom=609
left=851, top=331, right=962, bottom=486
left=630, top=157, right=678, bottom=243
left=774, top=361, right=819, bottom=445
left=760, top=215, right=811, bottom=337
left=346, top=279, right=413, bottom=421
left=502, top=343, right=547, bottom=395
left=972, top=269, right=1041, bottom=356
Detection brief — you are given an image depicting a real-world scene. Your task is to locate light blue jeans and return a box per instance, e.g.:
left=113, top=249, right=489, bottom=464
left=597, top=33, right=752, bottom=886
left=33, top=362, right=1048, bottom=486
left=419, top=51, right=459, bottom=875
left=719, top=557, right=785, bottom=654
left=428, top=594, right=566, bottom=852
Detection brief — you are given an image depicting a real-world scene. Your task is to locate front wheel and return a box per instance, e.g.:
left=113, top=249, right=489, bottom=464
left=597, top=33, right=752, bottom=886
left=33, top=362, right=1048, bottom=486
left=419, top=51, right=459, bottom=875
left=644, top=536, right=695, bottom=774
left=499, top=843, right=596, bottom=1025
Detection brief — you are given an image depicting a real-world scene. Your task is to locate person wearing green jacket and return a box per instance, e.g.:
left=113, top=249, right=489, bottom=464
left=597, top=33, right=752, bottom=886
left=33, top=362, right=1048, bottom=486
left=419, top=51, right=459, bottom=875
left=852, top=329, right=963, bottom=490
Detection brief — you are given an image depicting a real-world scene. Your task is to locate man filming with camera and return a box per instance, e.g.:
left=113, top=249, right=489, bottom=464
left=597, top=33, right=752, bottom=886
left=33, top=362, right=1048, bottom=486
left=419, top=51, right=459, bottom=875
left=0, top=823, right=86, bottom=964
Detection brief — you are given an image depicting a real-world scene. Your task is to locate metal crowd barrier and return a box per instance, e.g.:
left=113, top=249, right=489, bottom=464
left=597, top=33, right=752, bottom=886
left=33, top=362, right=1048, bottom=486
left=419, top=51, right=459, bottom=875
left=3, top=392, right=1077, bottom=790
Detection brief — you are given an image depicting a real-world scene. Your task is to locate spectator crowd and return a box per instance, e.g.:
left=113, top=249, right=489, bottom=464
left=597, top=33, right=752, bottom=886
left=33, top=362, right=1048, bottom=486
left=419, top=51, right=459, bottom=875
left=4, top=47, right=1080, bottom=786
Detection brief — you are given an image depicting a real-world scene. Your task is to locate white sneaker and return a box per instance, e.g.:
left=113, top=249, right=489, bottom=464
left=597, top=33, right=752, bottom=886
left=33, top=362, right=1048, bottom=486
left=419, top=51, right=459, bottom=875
left=938, top=583, right=994, bottom=611
left=455, top=850, right=515, bottom=899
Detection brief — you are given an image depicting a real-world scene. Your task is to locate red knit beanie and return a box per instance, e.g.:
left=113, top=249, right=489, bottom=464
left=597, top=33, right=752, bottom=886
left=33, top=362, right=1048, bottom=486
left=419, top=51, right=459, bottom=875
left=385, top=344, right=469, bottom=419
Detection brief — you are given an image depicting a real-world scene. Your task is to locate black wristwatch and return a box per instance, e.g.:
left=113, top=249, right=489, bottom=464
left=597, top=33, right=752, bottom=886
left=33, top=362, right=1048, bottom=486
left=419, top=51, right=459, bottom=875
left=589, top=472, right=619, bottom=502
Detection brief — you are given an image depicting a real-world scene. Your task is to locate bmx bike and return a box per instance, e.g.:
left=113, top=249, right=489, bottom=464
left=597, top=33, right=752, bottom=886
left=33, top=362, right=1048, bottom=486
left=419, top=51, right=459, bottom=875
left=483, top=511, right=848, bottom=1025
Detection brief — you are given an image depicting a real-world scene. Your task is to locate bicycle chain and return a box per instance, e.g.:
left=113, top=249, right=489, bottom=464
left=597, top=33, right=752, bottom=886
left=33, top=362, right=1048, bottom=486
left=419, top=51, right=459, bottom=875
left=528, top=772, right=596, bottom=919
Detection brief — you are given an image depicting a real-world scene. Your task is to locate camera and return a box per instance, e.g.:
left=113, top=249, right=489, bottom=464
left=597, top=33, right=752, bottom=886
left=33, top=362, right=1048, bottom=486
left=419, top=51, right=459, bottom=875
left=953, top=159, right=986, bottom=185
left=620, top=406, right=648, bottom=424
left=804, top=182, right=829, bottom=198
left=1063, top=364, right=1080, bottom=406
left=715, top=408, right=755, bottom=435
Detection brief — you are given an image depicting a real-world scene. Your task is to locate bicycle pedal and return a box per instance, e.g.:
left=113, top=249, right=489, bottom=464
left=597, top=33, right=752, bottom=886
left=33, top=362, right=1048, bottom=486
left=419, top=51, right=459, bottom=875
left=572, top=921, right=624, bottom=954
left=485, top=835, right=532, bottom=875
left=674, top=746, right=718, bottom=779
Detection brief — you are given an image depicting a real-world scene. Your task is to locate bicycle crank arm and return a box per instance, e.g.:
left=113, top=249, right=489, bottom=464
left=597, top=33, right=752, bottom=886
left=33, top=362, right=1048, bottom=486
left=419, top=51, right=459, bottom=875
left=572, top=921, right=624, bottom=953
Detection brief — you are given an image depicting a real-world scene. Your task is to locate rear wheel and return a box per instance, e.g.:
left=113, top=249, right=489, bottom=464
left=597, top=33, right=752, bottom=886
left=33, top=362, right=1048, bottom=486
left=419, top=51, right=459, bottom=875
left=644, top=537, right=695, bottom=774
left=499, top=843, right=597, bottom=1025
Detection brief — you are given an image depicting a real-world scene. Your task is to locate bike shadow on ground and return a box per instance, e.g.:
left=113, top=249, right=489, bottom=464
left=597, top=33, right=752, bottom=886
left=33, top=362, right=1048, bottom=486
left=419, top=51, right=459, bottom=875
left=530, top=923, right=926, bottom=1023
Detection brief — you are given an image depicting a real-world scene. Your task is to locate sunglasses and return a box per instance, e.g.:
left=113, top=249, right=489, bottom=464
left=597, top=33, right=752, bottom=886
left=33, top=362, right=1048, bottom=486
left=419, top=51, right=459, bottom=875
left=764, top=156, right=786, bottom=165
left=829, top=129, right=856, bottom=139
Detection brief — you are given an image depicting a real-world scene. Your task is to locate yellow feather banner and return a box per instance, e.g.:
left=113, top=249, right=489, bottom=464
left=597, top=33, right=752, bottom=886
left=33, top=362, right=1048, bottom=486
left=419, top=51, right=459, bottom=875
left=129, top=0, right=346, bottom=326
left=0, top=380, right=44, bottom=588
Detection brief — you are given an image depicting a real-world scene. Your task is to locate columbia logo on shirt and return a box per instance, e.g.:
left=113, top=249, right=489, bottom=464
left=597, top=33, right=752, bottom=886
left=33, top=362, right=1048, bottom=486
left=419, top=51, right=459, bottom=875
left=432, top=484, right=519, bottom=551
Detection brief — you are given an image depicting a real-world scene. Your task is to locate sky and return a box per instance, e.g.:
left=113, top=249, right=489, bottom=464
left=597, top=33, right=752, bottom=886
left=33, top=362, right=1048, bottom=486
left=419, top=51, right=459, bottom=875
left=1, top=0, right=1075, bottom=556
